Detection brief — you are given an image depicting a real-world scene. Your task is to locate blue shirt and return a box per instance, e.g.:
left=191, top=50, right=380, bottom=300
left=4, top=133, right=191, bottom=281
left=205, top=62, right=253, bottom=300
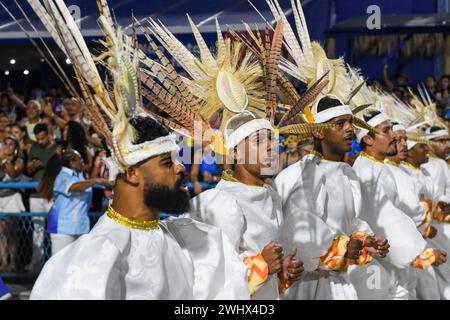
left=47, top=167, right=92, bottom=235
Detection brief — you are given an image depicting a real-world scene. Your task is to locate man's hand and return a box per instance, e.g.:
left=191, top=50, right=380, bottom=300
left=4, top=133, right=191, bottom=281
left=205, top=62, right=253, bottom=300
left=433, top=249, right=447, bottom=266
left=428, top=225, right=438, bottom=239
left=262, top=241, right=283, bottom=275
left=280, top=247, right=304, bottom=282
left=365, top=235, right=389, bottom=258
left=438, top=202, right=450, bottom=216
left=345, top=237, right=363, bottom=259
left=34, top=159, right=43, bottom=169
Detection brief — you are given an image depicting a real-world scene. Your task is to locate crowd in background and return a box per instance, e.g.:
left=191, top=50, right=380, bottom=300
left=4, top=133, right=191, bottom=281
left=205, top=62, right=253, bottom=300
left=1, top=68, right=450, bottom=275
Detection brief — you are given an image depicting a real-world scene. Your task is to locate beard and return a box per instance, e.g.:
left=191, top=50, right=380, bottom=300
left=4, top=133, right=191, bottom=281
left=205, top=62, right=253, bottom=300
left=386, top=142, right=398, bottom=157
left=144, top=173, right=190, bottom=214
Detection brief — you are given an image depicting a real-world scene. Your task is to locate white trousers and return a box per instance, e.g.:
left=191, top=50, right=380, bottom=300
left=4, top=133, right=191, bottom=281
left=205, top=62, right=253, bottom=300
left=50, top=234, right=79, bottom=256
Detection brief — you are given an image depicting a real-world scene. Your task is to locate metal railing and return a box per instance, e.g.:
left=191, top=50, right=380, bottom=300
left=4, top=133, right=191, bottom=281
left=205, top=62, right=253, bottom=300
left=0, top=180, right=217, bottom=279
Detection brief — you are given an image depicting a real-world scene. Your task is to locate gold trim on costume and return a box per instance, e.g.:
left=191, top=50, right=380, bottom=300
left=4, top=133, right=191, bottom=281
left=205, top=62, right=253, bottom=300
left=107, top=205, right=160, bottom=230
left=360, top=151, right=384, bottom=164
left=401, top=161, right=421, bottom=171
left=384, top=159, right=400, bottom=167
left=311, top=150, right=324, bottom=160
left=221, top=169, right=239, bottom=183
left=310, top=149, right=343, bottom=163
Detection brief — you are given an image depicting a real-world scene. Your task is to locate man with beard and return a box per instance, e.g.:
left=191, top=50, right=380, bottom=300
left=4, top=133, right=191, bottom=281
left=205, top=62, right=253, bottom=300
left=188, top=111, right=304, bottom=300
left=384, top=123, right=447, bottom=299
left=30, top=116, right=250, bottom=300
left=275, top=96, right=389, bottom=300
left=352, top=110, right=432, bottom=299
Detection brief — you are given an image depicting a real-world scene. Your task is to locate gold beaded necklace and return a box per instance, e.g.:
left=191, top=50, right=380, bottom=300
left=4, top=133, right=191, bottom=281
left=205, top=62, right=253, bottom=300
left=107, top=205, right=160, bottom=231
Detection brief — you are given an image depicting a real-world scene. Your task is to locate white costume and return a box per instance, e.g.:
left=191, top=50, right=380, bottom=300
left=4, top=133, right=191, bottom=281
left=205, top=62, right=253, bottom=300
left=385, top=161, right=441, bottom=300
left=26, top=0, right=251, bottom=300
left=352, top=154, right=427, bottom=300
left=188, top=178, right=283, bottom=299
left=422, top=157, right=450, bottom=197
left=274, top=154, right=366, bottom=300
left=31, top=214, right=249, bottom=299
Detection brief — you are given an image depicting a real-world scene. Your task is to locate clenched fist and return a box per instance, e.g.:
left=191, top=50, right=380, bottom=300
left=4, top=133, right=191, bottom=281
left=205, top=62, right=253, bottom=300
left=262, top=241, right=283, bottom=275
left=345, top=237, right=363, bottom=260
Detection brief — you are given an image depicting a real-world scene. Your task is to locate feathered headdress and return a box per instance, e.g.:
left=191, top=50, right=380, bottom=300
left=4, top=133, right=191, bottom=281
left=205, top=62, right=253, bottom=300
left=143, top=15, right=334, bottom=153
left=408, top=85, right=447, bottom=133
left=372, top=91, right=430, bottom=149
left=20, top=0, right=195, bottom=181
left=261, top=0, right=377, bottom=143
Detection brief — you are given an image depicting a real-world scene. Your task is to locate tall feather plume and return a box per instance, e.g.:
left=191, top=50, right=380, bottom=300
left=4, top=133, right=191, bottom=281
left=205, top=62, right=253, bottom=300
left=279, top=123, right=337, bottom=138
left=147, top=18, right=203, bottom=79
left=140, top=74, right=199, bottom=133
left=134, top=17, right=204, bottom=116
left=143, top=108, right=192, bottom=138
left=353, top=117, right=381, bottom=135
left=186, top=14, right=217, bottom=69
left=345, top=81, right=366, bottom=105
left=215, top=18, right=226, bottom=58
left=265, top=20, right=284, bottom=124
left=232, top=23, right=299, bottom=104
left=266, top=0, right=304, bottom=69
left=3, top=1, right=79, bottom=99
left=278, top=71, right=330, bottom=126
left=42, top=0, right=115, bottom=118
left=292, top=0, right=313, bottom=60
left=352, top=104, right=373, bottom=115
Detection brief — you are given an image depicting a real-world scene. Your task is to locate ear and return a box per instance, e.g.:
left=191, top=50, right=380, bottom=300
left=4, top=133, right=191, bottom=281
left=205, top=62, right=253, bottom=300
left=311, top=130, right=324, bottom=140
left=362, top=134, right=374, bottom=147
left=123, top=166, right=140, bottom=187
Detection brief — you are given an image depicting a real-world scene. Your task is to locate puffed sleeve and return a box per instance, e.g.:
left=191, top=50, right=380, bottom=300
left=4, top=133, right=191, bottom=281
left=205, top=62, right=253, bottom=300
left=274, top=157, right=339, bottom=271
left=30, top=235, right=123, bottom=300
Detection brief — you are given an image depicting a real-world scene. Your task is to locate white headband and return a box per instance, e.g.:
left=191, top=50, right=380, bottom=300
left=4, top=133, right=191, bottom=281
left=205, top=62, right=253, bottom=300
left=393, top=124, right=406, bottom=132
left=225, top=118, right=275, bottom=151
left=106, top=134, right=180, bottom=182
left=407, top=140, right=418, bottom=150
left=356, top=112, right=390, bottom=143
left=315, top=105, right=353, bottom=124
left=427, top=129, right=449, bottom=141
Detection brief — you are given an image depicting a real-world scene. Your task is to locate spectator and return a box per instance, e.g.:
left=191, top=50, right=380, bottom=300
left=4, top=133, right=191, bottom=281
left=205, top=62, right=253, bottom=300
left=38, top=150, right=107, bottom=255
left=0, top=135, right=25, bottom=272
left=62, top=98, right=83, bottom=123
left=10, top=124, right=30, bottom=161
left=4, top=124, right=12, bottom=138
left=62, top=121, right=93, bottom=174
left=436, top=75, right=450, bottom=113
left=190, top=145, right=221, bottom=195
left=425, top=75, right=438, bottom=98
left=91, top=143, right=112, bottom=211
left=0, top=113, right=9, bottom=144
left=382, top=63, right=409, bottom=90
left=19, top=100, right=42, bottom=142
left=277, top=137, right=313, bottom=174
left=25, top=123, right=57, bottom=272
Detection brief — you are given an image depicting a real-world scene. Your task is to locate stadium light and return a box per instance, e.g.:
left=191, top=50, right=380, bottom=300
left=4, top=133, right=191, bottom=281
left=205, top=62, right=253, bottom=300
left=4, top=70, right=9, bottom=76
left=23, top=69, right=29, bottom=75
left=9, top=59, right=16, bottom=65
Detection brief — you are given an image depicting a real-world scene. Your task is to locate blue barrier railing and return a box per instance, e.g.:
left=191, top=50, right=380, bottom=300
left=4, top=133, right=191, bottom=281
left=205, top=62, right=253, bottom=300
left=0, top=181, right=217, bottom=190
